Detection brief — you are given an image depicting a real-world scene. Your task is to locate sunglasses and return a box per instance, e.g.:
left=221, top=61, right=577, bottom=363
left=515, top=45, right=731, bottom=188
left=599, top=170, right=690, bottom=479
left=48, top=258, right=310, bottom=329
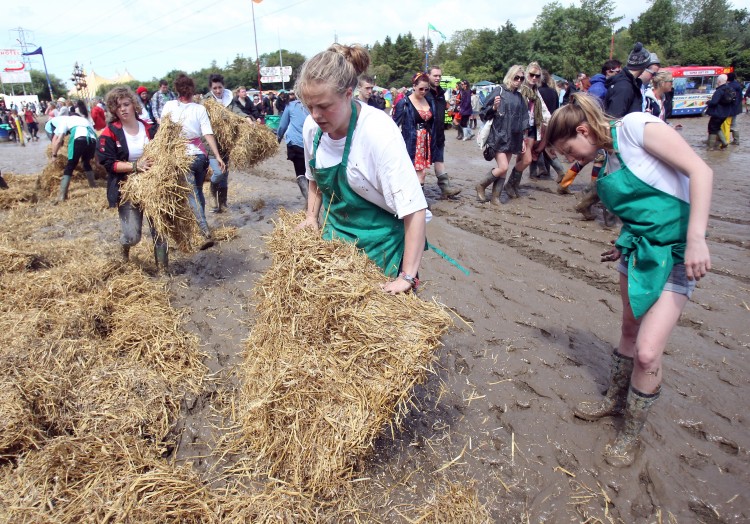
left=608, top=68, right=621, bottom=73
left=513, top=75, right=524, bottom=81
left=528, top=72, right=541, bottom=78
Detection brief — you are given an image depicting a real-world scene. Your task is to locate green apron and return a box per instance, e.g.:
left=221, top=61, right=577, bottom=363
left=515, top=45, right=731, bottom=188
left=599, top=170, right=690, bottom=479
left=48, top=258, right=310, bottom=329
left=66, top=125, right=97, bottom=160
left=310, top=102, right=405, bottom=277
left=597, top=123, right=690, bottom=319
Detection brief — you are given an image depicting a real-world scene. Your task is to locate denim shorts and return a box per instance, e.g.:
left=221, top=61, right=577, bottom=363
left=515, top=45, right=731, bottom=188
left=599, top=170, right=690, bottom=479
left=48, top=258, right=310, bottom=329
left=618, top=256, right=696, bottom=298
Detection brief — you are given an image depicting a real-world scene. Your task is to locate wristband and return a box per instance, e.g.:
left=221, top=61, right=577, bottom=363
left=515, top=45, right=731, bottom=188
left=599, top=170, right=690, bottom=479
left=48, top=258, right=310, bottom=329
left=399, top=272, right=419, bottom=289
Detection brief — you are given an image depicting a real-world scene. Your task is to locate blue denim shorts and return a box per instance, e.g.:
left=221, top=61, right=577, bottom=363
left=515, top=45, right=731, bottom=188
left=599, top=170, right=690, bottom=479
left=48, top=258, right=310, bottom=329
left=618, top=257, right=696, bottom=298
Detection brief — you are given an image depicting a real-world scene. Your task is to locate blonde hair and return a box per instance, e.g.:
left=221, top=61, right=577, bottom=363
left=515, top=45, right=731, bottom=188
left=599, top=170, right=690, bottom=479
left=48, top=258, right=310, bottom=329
left=295, top=43, right=370, bottom=106
left=503, top=65, right=525, bottom=91
left=652, top=71, right=673, bottom=90
left=104, top=86, right=142, bottom=123
left=547, top=92, right=614, bottom=150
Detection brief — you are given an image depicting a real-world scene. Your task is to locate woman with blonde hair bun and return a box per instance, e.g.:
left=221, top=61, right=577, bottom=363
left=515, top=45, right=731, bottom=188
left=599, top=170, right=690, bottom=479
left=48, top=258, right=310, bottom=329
left=548, top=92, right=712, bottom=468
left=296, top=43, right=428, bottom=294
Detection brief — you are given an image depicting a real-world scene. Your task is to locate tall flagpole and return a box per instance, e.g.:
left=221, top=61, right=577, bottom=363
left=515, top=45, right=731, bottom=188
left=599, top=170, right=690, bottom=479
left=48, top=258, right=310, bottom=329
left=425, top=24, right=430, bottom=72
left=251, top=0, right=262, bottom=96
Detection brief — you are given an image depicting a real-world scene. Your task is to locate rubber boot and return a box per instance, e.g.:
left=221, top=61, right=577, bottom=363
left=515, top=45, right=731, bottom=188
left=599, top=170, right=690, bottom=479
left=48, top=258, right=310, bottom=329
left=557, top=164, right=579, bottom=194
left=154, top=244, right=169, bottom=276
left=490, top=176, right=505, bottom=206
left=731, top=129, right=739, bottom=145
left=209, top=182, right=219, bottom=212
left=604, top=385, right=660, bottom=467
left=85, top=170, right=96, bottom=188
left=296, top=175, right=309, bottom=201
left=57, top=174, right=72, bottom=202
left=475, top=171, right=496, bottom=202
left=506, top=169, right=522, bottom=199
left=199, top=227, right=215, bottom=250
left=120, top=244, right=130, bottom=263
left=550, top=157, right=566, bottom=182
left=717, top=131, right=729, bottom=149
left=574, top=351, right=633, bottom=421
left=707, top=134, right=718, bottom=150
left=437, top=173, right=461, bottom=198
left=574, top=183, right=599, bottom=221
left=0, top=173, right=8, bottom=190
left=216, top=188, right=228, bottom=213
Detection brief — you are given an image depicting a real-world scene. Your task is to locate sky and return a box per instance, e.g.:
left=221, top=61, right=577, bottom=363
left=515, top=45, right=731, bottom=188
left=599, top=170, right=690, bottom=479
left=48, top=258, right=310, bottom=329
left=4, top=0, right=648, bottom=91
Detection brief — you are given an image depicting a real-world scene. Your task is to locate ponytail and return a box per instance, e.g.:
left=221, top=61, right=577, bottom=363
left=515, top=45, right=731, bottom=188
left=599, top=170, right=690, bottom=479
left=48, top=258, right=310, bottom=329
left=547, top=92, right=614, bottom=150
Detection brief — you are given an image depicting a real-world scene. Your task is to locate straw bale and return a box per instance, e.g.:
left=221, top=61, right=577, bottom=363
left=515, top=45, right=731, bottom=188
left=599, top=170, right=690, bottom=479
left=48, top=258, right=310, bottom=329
left=234, top=209, right=452, bottom=496
left=413, top=481, right=493, bottom=524
left=119, top=118, right=200, bottom=252
left=202, top=98, right=279, bottom=171
left=0, top=173, right=39, bottom=209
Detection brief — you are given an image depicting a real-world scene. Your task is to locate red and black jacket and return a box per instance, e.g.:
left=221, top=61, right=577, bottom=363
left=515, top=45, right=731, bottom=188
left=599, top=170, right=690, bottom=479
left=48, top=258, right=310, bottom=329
left=97, top=119, right=156, bottom=208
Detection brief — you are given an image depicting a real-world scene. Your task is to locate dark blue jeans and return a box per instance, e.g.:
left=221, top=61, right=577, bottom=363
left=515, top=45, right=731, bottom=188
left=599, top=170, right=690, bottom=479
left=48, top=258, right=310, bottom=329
left=186, top=154, right=209, bottom=233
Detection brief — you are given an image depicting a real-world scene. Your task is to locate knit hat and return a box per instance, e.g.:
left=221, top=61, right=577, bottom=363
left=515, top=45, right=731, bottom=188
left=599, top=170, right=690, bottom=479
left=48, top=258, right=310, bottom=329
left=647, top=52, right=660, bottom=68
left=136, top=86, right=148, bottom=95
left=627, top=42, right=651, bottom=69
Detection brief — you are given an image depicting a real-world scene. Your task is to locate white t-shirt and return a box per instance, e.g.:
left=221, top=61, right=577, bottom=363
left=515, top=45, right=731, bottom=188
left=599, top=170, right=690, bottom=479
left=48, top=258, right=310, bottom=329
left=207, top=88, right=233, bottom=107
left=161, top=100, right=214, bottom=156
left=54, top=115, right=93, bottom=139
left=606, top=112, right=690, bottom=203
left=124, top=121, right=149, bottom=162
left=303, top=102, right=427, bottom=219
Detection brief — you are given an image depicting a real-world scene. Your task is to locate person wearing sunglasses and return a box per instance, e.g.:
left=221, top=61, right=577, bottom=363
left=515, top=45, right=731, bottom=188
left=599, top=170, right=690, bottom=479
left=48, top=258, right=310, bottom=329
left=393, top=72, right=439, bottom=189
left=475, top=65, right=529, bottom=205
left=588, top=59, right=621, bottom=103
left=506, top=61, right=551, bottom=198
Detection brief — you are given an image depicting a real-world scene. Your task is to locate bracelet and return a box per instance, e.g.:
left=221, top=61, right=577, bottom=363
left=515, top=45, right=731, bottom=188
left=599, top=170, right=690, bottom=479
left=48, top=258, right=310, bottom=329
left=399, top=272, right=419, bottom=289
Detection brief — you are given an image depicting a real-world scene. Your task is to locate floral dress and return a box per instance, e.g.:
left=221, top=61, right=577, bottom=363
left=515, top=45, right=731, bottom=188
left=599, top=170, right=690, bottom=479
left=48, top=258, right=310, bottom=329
left=414, top=108, right=433, bottom=171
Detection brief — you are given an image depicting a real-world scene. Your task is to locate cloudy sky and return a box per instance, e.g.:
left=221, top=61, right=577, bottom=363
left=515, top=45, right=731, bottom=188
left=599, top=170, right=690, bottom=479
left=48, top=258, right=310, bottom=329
left=5, top=0, right=647, bottom=90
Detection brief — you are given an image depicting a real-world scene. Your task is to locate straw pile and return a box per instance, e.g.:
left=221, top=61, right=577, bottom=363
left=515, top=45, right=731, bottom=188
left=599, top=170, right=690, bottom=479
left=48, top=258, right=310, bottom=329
left=413, top=481, right=493, bottom=524
left=202, top=98, right=279, bottom=170
left=37, top=137, right=107, bottom=196
left=0, top=173, right=39, bottom=209
left=119, top=118, right=200, bottom=252
left=233, top=209, right=453, bottom=497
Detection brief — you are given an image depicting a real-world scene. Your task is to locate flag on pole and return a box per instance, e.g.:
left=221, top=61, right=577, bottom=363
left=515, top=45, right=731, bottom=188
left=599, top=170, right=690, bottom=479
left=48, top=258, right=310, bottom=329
left=22, top=46, right=43, bottom=56
left=428, top=23, right=446, bottom=40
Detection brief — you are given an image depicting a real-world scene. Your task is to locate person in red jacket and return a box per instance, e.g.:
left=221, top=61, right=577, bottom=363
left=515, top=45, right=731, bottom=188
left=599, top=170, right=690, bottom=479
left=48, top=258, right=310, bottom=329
left=96, top=86, right=167, bottom=274
left=91, top=98, right=106, bottom=132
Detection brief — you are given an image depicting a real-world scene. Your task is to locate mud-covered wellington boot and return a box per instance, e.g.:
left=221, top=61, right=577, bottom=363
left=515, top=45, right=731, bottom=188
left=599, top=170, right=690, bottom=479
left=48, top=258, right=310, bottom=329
left=296, top=175, right=309, bottom=201
left=120, top=244, right=130, bottom=263
left=57, top=175, right=72, bottom=202
left=85, top=170, right=97, bottom=188
left=550, top=157, right=566, bottom=182
left=604, top=386, right=660, bottom=468
left=707, top=134, right=718, bottom=150
left=209, top=182, right=219, bottom=212
left=475, top=171, right=496, bottom=202
left=574, top=184, right=599, bottom=221
left=490, top=176, right=505, bottom=206
left=216, top=188, right=228, bottom=213
left=437, top=173, right=461, bottom=198
left=154, top=245, right=169, bottom=276
left=198, top=228, right=215, bottom=250
left=0, top=173, right=8, bottom=190
left=731, top=130, right=739, bottom=145
left=717, top=132, right=729, bottom=149
left=574, top=351, right=634, bottom=421
left=505, top=169, right=521, bottom=199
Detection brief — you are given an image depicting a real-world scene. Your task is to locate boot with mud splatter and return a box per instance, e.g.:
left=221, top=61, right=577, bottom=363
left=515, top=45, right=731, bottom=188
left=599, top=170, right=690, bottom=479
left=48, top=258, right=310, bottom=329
left=574, top=183, right=599, bottom=221
left=604, top=385, right=660, bottom=467
left=574, top=351, right=633, bottom=421
left=475, top=171, right=496, bottom=202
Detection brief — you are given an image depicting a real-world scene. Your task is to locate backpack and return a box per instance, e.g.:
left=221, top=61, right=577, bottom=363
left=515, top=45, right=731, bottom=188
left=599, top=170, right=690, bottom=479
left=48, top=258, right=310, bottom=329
left=720, top=86, right=736, bottom=105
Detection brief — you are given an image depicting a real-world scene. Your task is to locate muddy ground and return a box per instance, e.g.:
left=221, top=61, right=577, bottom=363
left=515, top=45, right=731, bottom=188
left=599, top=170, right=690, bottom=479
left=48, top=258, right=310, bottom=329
left=1, top=113, right=748, bottom=522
